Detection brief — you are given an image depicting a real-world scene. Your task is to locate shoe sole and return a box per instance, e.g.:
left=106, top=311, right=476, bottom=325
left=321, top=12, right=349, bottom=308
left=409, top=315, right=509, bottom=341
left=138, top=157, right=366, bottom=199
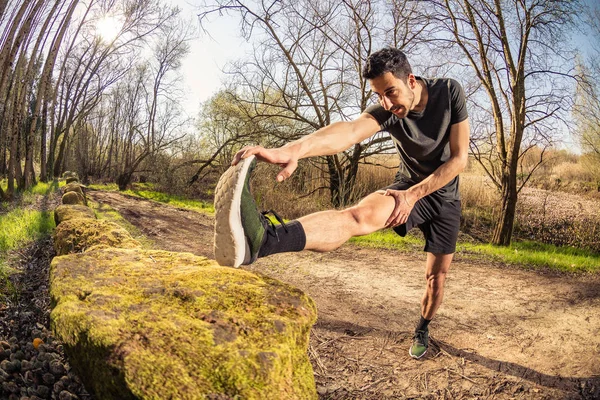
left=213, top=156, right=255, bottom=268
left=408, top=347, right=427, bottom=359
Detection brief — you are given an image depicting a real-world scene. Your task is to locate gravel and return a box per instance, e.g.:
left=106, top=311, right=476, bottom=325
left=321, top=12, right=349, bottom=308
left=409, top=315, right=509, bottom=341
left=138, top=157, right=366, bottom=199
left=0, top=237, right=93, bottom=400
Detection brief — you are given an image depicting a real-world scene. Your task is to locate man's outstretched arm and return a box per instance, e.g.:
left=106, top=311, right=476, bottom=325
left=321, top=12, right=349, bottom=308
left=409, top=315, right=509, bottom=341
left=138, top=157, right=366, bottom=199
left=232, top=113, right=381, bottom=182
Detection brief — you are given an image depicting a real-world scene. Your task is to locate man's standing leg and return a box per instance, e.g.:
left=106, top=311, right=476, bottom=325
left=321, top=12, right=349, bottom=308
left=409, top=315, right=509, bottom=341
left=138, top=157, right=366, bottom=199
left=410, top=252, right=453, bottom=359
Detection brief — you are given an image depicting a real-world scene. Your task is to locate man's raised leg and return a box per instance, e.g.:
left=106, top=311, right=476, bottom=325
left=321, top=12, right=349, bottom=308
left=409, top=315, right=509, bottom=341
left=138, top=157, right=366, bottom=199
left=297, top=191, right=396, bottom=252
left=214, top=155, right=396, bottom=266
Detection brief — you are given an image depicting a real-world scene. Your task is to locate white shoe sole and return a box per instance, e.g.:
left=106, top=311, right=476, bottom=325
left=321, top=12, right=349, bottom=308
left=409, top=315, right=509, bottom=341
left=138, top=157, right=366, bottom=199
left=213, top=156, right=255, bottom=268
left=409, top=348, right=427, bottom=359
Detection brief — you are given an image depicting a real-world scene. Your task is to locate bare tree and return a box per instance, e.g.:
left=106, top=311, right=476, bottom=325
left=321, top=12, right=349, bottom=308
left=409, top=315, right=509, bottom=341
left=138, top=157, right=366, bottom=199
left=428, top=0, right=581, bottom=245
left=198, top=0, right=433, bottom=206
left=573, top=4, right=600, bottom=158
left=48, top=0, right=178, bottom=180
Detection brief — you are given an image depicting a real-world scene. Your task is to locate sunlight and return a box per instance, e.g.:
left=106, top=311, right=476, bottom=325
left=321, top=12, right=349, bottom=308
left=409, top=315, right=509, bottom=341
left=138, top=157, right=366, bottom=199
left=95, top=15, right=122, bottom=43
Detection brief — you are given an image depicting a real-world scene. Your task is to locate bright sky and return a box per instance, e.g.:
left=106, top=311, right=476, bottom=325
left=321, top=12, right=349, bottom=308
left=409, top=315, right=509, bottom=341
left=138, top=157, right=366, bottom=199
left=172, top=0, right=598, bottom=137
left=169, top=0, right=248, bottom=118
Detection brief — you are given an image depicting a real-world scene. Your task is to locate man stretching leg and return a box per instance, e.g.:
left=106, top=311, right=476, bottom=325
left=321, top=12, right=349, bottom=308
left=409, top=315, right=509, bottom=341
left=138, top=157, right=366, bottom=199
left=213, top=47, right=470, bottom=359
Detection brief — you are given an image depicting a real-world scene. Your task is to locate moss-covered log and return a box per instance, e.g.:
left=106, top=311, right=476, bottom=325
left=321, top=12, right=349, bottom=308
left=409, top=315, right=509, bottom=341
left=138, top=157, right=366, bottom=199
left=50, top=248, right=317, bottom=399
left=54, top=205, right=96, bottom=225
left=61, top=191, right=85, bottom=205
left=53, top=219, right=141, bottom=255
left=62, top=182, right=87, bottom=205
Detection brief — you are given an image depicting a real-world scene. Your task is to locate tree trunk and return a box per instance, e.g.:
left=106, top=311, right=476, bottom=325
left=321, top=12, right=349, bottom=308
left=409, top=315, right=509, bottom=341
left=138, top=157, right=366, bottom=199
left=491, top=170, right=518, bottom=245
left=37, top=0, right=80, bottom=181
left=0, top=0, right=10, bottom=21
left=40, top=99, right=48, bottom=181
left=116, top=172, right=132, bottom=191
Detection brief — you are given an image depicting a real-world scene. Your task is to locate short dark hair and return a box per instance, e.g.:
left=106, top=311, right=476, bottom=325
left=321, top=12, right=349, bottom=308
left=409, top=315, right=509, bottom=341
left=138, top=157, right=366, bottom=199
left=362, top=47, right=412, bottom=81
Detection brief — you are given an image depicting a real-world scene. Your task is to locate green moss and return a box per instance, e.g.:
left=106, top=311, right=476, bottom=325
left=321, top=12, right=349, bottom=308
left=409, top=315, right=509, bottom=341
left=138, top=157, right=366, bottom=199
left=53, top=219, right=141, bottom=255
left=63, top=182, right=87, bottom=205
left=50, top=248, right=317, bottom=399
left=90, top=200, right=154, bottom=249
left=54, top=205, right=96, bottom=225
left=62, top=191, right=85, bottom=205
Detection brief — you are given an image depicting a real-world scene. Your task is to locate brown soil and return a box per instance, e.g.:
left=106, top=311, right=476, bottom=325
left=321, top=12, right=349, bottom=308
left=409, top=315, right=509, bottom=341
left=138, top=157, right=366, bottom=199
left=88, top=190, right=600, bottom=399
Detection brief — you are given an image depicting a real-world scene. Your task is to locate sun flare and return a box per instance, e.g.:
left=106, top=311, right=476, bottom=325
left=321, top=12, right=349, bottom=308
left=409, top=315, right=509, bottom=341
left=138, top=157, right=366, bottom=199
left=95, top=15, right=122, bottom=43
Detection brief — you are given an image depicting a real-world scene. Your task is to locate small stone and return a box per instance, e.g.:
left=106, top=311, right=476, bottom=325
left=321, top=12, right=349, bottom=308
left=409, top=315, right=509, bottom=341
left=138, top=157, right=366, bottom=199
left=49, top=361, right=66, bottom=376
left=58, top=391, right=77, bottom=400
left=42, top=373, right=55, bottom=385
left=3, top=380, right=20, bottom=393
left=1, top=360, right=18, bottom=373
left=11, top=360, right=21, bottom=372
left=13, top=350, right=25, bottom=361
left=0, top=341, right=10, bottom=349
left=8, top=337, right=18, bottom=344
left=36, top=385, right=50, bottom=398
left=20, top=360, right=33, bottom=372
left=53, top=380, right=64, bottom=393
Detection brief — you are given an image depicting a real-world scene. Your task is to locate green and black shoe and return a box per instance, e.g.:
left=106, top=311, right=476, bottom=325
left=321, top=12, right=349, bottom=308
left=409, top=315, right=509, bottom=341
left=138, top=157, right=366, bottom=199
left=214, top=156, right=283, bottom=267
left=409, top=329, right=429, bottom=359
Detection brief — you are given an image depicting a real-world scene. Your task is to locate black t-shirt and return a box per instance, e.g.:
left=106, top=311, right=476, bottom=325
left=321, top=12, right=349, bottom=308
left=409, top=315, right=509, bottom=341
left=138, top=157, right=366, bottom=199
left=364, top=77, right=468, bottom=201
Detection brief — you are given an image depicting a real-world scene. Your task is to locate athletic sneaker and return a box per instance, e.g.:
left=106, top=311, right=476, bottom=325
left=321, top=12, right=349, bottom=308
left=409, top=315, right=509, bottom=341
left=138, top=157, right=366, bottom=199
left=409, top=329, right=429, bottom=359
left=214, top=156, right=283, bottom=267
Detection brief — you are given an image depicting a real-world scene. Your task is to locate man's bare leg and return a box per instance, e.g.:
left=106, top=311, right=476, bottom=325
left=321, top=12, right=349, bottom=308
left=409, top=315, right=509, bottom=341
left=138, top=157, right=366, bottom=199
left=410, top=252, right=453, bottom=359
left=298, top=191, right=396, bottom=252
left=422, top=252, right=453, bottom=319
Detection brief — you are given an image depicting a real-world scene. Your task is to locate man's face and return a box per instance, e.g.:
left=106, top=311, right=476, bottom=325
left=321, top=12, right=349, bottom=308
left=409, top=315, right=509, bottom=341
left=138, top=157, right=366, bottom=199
left=369, top=72, right=416, bottom=118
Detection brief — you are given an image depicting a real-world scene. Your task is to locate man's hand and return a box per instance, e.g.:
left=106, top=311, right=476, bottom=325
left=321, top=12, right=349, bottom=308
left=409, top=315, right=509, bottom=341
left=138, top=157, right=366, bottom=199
left=232, top=145, right=298, bottom=182
left=382, top=189, right=418, bottom=227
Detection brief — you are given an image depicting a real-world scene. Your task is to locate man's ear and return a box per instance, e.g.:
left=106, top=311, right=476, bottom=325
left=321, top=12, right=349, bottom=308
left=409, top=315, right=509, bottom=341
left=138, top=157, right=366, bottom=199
left=407, top=74, right=417, bottom=89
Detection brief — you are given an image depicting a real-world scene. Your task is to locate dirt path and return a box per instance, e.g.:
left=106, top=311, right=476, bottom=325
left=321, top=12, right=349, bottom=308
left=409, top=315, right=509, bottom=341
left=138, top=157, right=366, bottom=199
left=89, top=190, right=600, bottom=399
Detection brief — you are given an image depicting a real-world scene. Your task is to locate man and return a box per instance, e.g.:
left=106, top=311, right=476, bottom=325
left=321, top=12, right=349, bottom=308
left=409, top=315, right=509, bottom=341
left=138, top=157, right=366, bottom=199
left=213, top=47, right=469, bottom=359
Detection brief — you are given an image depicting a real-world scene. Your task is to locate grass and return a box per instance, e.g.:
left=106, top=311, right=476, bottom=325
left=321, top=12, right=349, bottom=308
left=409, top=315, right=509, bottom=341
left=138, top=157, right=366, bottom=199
left=350, top=231, right=424, bottom=251
left=89, top=200, right=154, bottom=249
left=1, top=181, right=59, bottom=299
left=349, top=229, right=600, bottom=273
left=458, top=241, right=600, bottom=273
left=88, top=183, right=214, bottom=213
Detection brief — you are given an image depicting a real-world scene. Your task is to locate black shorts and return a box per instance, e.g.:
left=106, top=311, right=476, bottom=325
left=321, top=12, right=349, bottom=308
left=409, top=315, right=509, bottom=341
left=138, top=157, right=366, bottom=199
left=382, top=181, right=461, bottom=254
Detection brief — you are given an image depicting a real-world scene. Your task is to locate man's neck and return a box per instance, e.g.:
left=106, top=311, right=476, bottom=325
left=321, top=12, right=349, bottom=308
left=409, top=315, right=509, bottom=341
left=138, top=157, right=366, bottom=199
left=412, top=79, right=428, bottom=113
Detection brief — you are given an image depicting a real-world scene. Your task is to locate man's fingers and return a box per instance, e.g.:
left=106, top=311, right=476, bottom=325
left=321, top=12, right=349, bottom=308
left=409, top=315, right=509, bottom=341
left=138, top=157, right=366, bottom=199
left=276, top=160, right=298, bottom=182
left=231, top=146, right=264, bottom=166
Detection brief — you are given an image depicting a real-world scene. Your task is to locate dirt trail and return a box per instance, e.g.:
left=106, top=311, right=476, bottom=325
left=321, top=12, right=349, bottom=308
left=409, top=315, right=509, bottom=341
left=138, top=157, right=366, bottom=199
left=89, top=190, right=600, bottom=399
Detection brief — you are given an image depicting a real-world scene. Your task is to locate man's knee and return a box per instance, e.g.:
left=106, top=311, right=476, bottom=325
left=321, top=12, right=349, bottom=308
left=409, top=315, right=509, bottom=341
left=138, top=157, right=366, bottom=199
left=344, top=192, right=393, bottom=233
left=425, top=271, right=447, bottom=292
left=343, top=204, right=382, bottom=235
